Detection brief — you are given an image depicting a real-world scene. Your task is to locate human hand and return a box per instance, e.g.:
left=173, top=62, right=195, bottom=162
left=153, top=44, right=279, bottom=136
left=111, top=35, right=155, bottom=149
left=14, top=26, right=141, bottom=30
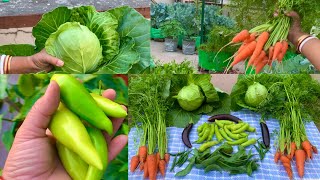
left=3, top=81, right=128, bottom=180
left=27, top=49, right=64, bottom=72
left=274, top=10, right=309, bottom=47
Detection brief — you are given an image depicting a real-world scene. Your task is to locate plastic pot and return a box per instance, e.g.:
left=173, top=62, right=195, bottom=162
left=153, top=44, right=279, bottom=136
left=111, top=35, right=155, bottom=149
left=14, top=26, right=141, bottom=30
left=164, top=38, right=178, bottom=52
left=182, top=40, right=196, bottom=55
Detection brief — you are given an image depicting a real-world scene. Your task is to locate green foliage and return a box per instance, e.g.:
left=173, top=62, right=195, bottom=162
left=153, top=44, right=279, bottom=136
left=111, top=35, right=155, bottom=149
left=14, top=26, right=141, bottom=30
left=151, top=3, right=235, bottom=37
left=229, top=0, right=275, bottom=30
left=160, top=20, right=185, bottom=38
left=150, top=60, right=196, bottom=74
left=0, top=44, right=35, bottom=56
left=201, top=26, right=238, bottom=53
left=103, top=145, right=128, bottom=180
left=230, top=74, right=320, bottom=123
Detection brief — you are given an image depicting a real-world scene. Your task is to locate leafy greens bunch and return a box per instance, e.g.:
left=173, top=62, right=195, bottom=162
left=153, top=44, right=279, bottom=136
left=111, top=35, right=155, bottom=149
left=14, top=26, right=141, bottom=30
left=0, top=6, right=151, bottom=74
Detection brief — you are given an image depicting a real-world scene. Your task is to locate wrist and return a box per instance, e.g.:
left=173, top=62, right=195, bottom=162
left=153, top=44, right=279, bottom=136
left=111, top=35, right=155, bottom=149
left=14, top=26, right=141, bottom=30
left=290, top=31, right=309, bottom=47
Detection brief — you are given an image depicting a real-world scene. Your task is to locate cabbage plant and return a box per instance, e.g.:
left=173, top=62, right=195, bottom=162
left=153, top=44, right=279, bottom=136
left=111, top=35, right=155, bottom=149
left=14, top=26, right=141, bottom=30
left=0, top=5, right=151, bottom=74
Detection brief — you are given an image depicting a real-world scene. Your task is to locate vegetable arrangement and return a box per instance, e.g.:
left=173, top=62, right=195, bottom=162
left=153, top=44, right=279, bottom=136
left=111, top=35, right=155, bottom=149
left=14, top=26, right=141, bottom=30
left=129, top=73, right=230, bottom=179
left=231, top=74, right=320, bottom=179
left=219, top=0, right=319, bottom=74
left=0, top=5, right=151, bottom=74
left=50, top=74, right=127, bottom=180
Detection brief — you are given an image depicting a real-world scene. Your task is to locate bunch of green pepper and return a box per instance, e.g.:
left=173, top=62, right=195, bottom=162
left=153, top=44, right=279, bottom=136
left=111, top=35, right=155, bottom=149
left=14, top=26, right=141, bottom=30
left=50, top=74, right=127, bottom=180
left=196, top=120, right=257, bottom=152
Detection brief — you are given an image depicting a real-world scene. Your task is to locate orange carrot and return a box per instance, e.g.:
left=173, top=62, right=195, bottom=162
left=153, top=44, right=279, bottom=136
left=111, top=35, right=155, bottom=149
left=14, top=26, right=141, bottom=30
left=289, top=142, right=296, bottom=159
left=295, top=149, right=306, bottom=178
left=159, top=159, right=166, bottom=176
left=156, top=152, right=160, bottom=173
left=272, top=42, right=283, bottom=61
left=139, top=146, right=147, bottom=163
left=274, top=151, right=281, bottom=163
left=247, top=32, right=269, bottom=67
left=140, top=162, right=144, bottom=171
left=147, top=154, right=157, bottom=180
left=255, top=59, right=268, bottom=74
left=277, top=41, right=289, bottom=62
left=244, top=33, right=256, bottom=44
left=130, top=155, right=140, bottom=172
left=268, top=46, right=274, bottom=61
left=232, top=30, right=250, bottom=43
left=280, top=155, right=293, bottom=179
left=143, top=161, right=149, bottom=178
left=302, top=140, right=313, bottom=159
left=165, top=153, right=170, bottom=164
left=237, top=43, right=247, bottom=54
left=253, top=51, right=266, bottom=67
left=232, top=41, right=257, bottom=66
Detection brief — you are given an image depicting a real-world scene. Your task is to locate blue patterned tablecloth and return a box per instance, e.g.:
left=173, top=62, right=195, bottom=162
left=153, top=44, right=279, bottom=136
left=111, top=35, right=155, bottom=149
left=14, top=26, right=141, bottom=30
left=128, top=109, right=320, bottom=180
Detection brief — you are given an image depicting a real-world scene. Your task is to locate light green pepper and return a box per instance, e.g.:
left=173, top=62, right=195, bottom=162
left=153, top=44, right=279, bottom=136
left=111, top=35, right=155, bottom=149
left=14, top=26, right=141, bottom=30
left=51, top=74, right=113, bottom=135
left=85, top=127, right=108, bottom=180
left=49, top=103, right=102, bottom=170
left=219, top=128, right=233, bottom=141
left=241, top=138, right=257, bottom=147
left=56, top=142, right=88, bottom=180
left=215, top=125, right=224, bottom=142
left=199, top=141, right=219, bottom=152
left=91, top=93, right=127, bottom=118
left=224, top=126, right=241, bottom=139
left=227, top=137, right=248, bottom=145
left=206, top=124, right=216, bottom=141
left=232, top=123, right=249, bottom=134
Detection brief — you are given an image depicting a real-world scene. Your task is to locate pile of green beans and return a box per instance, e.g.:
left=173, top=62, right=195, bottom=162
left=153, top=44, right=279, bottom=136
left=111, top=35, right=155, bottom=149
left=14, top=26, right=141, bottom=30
left=196, top=120, right=257, bottom=152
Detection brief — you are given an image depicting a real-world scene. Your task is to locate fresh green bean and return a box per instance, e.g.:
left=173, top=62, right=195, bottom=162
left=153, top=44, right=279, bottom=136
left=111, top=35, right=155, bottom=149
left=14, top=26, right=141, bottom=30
left=232, top=123, right=249, bottom=134
left=227, top=137, right=248, bottom=145
left=201, top=155, right=220, bottom=167
left=241, top=138, right=257, bottom=147
left=215, top=125, right=224, bottom=142
left=225, top=124, right=235, bottom=130
left=199, top=141, right=219, bottom=152
left=204, top=164, right=223, bottom=173
left=219, top=128, right=233, bottom=141
left=175, top=157, right=195, bottom=177
left=224, top=126, right=241, bottom=139
left=207, top=124, right=216, bottom=141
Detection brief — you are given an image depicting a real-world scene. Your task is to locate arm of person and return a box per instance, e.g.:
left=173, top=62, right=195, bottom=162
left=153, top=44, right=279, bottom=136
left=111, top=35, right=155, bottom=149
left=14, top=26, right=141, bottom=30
left=287, top=11, right=320, bottom=69
left=4, top=49, right=64, bottom=74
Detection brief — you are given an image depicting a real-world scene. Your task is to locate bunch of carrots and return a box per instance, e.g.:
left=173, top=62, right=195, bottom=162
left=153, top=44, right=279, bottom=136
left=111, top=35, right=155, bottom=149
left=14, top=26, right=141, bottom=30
left=130, top=98, right=170, bottom=180
left=217, top=0, right=293, bottom=74
left=272, top=82, right=317, bottom=179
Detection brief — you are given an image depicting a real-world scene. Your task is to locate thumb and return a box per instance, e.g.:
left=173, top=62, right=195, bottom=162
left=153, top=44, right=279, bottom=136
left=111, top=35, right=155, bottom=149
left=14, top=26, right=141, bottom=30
left=15, top=81, right=60, bottom=139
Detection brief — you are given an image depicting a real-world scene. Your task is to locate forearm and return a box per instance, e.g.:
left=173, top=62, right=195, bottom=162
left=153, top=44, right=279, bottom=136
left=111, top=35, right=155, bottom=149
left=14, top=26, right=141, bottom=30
left=300, top=39, right=320, bottom=70
left=8, top=56, right=37, bottom=74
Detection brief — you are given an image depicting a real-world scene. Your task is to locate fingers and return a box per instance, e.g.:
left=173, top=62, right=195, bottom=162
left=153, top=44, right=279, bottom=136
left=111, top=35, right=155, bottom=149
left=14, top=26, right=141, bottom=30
left=16, top=81, right=60, bottom=139
left=286, top=11, right=300, bottom=20
left=41, top=49, right=64, bottom=67
left=102, top=89, right=116, bottom=101
left=107, top=135, right=128, bottom=162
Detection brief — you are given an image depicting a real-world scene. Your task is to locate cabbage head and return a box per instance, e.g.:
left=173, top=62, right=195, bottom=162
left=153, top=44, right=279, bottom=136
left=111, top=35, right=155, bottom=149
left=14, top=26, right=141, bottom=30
left=45, top=22, right=103, bottom=73
left=174, top=83, right=204, bottom=111
left=244, top=82, right=268, bottom=107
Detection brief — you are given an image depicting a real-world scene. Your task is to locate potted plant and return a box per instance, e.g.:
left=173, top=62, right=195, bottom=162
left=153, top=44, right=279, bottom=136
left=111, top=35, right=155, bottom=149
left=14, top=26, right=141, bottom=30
left=160, top=20, right=185, bottom=52
left=199, top=26, right=237, bottom=72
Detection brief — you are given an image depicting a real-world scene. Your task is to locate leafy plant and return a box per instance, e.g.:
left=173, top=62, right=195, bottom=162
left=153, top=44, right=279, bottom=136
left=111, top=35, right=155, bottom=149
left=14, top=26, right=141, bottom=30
left=151, top=3, right=172, bottom=29
left=160, top=20, right=185, bottom=38
left=0, top=6, right=151, bottom=74
left=200, top=26, right=238, bottom=53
